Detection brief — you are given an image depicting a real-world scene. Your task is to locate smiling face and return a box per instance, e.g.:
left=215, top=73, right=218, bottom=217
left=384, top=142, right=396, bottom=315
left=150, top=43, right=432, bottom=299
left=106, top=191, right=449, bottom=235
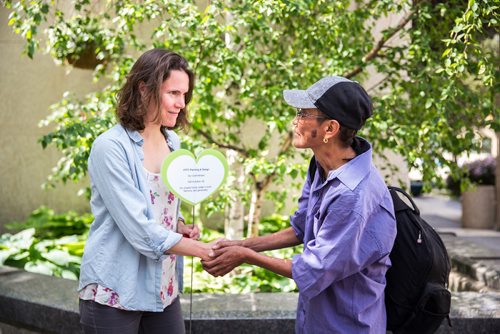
left=292, top=108, right=329, bottom=149
left=146, top=69, right=190, bottom=128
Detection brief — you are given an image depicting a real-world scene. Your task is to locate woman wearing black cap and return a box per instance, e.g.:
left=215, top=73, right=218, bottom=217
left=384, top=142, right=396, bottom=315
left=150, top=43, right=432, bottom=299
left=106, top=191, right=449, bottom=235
left=203, top=76, right=397, bottom=334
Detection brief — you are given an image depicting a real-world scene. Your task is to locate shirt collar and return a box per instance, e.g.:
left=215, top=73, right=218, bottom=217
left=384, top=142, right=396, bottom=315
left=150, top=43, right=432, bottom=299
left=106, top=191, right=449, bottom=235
left=325, top=137, right=372, bottom=191
left=124, top=125, right=176, bottom=152
left=125, top=127, right=144, bottom=146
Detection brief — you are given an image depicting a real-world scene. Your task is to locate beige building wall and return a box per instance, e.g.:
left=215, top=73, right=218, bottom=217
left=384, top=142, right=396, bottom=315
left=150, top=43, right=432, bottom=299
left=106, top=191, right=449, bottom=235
left=0, top=7, right=94, bottom=232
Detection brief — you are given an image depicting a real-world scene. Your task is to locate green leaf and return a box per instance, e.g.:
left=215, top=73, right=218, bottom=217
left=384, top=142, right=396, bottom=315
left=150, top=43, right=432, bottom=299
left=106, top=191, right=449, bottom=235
left=25, top=260, right=55, bottom=276
left=3, top=0, right=497, bottom=256
left=478, top=64, right=485, bottom=75
left=42, top=249, right=79, bottom=266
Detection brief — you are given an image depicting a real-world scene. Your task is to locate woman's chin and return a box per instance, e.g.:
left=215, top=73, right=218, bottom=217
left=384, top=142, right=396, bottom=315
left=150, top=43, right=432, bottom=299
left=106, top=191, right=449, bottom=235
left=162, top=120, right=177, bottom=128
left=292, top=139, right=305, bottom=149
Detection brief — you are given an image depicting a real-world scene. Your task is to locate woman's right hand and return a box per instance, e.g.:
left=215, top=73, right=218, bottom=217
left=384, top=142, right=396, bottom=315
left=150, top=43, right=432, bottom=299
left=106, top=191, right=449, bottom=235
left=178, top=221, right=200, bottom=240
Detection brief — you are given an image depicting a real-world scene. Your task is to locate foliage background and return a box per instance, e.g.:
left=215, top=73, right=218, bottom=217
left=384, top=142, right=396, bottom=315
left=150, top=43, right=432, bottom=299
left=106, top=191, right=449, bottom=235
left=3, top=1, right=498, bottom=223
left=0, top=0, right=498, bottom=288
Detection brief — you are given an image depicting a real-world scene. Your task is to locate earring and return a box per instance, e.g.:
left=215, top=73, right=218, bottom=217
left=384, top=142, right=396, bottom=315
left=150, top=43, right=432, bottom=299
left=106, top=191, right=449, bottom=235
left=323, top=138, right=328, bottom=144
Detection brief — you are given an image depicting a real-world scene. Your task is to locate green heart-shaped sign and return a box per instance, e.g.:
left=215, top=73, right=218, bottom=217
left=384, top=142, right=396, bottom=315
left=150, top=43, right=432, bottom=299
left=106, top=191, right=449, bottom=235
left=161, top=149, right=228, bottom=206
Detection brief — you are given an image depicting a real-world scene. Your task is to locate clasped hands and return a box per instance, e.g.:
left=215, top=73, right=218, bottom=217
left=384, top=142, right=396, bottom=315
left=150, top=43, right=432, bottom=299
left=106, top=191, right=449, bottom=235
left=178, top=221, right=254, bottom=277
left=201, top=239, right=252, bottom=277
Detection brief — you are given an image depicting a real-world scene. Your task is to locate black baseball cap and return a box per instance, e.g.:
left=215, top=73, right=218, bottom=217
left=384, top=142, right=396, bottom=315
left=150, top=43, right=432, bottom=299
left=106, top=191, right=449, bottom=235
left=283, top=76, right=373, bottom=130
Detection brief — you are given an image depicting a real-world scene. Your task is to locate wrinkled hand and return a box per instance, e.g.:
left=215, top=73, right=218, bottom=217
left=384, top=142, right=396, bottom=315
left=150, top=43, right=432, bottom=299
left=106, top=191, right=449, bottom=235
left=202, top=245, right=250, bottom=277
left=178, top=221, right=200, bottom=240
left=206, top=238, right=227, bottom=250
left=211, top=239, right=244, bottom=250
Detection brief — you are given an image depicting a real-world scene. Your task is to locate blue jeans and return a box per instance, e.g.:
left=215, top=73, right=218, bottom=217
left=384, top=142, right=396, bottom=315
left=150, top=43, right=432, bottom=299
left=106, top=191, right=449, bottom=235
left=79, top=297, right=185, bottom=334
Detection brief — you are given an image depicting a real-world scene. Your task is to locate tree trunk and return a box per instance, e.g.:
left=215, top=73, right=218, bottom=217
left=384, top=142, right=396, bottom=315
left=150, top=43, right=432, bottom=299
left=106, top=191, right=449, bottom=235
left=247, top=184, right=264, bottom=238
left=224, top=162, right=245, bottom=240
left=245, top=135, right=293, bottom=238
left=223, top=150, right=245, bottom=240
left=225, top=201, right=245, bottom=240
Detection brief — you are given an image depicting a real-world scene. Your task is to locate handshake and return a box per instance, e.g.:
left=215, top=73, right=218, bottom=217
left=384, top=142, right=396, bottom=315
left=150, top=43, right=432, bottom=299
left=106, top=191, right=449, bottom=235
left=177, top=221, right=264, bottom=277
left=178, top=223, right=296, bottom=279
left=196, top=227, right=297, bottom=279
left=201, top=239, right=252, bottom=277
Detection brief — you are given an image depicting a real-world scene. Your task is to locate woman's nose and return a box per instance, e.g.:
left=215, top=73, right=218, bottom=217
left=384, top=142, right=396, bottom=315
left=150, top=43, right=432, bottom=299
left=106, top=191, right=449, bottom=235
left=175, top=96, right=185, bottom=109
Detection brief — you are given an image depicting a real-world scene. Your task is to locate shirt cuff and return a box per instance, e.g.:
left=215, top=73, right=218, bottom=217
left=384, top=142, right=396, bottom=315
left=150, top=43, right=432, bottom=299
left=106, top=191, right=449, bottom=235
left=158, top=231, right=183, bottom=257
left=292, top=253, right=317, bottom=301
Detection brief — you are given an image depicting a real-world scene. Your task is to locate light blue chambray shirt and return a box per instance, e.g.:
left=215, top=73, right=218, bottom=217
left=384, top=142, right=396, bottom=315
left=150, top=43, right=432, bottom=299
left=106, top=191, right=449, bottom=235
left=78, top=124, right=184, bottom=311
left=291, top=137, right=397, bottom=334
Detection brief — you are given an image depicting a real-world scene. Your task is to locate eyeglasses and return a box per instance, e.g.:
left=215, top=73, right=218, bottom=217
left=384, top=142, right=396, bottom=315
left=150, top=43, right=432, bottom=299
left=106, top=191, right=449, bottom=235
left=295, top=108, right=327, bottom=120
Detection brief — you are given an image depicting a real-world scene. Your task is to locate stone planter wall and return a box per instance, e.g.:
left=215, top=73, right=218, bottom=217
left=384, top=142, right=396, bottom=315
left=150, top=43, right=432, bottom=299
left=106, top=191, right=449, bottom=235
left=1, top=266, right=500, bottom=334
left=462, top=185, right=496, bottom=229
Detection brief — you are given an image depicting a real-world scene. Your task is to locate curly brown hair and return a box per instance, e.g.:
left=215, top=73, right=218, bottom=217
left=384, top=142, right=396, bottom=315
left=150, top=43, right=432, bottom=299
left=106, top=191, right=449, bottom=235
left=116, top=49, right=194, bottom=132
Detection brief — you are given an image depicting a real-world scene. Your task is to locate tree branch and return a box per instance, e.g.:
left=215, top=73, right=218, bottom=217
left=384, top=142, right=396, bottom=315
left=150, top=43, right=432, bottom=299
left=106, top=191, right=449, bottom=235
left=343, top=3, right=422, bottom=79
left=366, top=74, right=390, bottom=92
left=195, top=128, right=250, bottom=157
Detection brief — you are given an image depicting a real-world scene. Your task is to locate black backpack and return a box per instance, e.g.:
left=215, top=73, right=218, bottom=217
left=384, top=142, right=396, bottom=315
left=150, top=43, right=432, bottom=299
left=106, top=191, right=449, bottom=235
left=308, top=158, right=452, bottom=333
left=386, top=186, right=451, bottom=333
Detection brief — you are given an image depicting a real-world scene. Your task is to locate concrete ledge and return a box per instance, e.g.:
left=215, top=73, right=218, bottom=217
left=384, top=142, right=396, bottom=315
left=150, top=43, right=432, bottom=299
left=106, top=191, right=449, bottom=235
left=1, top=266, right=499, bottom=334
left=450, top=255, right=500, bottom=290
left=440, top=234, right=500, bottom=290
left=0, top=266, right=80, bottom=333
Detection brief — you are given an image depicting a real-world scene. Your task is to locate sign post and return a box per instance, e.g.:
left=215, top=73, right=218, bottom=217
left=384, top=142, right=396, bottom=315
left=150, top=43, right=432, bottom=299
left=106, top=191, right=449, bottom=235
left=161, top=149, right=228, bottom=333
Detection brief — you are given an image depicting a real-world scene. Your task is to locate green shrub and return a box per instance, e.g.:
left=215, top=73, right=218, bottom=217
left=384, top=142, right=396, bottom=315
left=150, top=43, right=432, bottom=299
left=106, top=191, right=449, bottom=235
left=446, top=156, right=496, bottom=197
left=0, top=206, right=91, bottom=279
left=6, top=206, right=92, bottom=239
left=1, top=209, right=301, bottom=292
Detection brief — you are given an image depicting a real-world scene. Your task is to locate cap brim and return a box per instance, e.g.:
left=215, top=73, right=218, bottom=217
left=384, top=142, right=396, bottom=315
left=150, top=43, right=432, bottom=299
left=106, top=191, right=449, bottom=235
left=283, top=90, right=316, bottom=109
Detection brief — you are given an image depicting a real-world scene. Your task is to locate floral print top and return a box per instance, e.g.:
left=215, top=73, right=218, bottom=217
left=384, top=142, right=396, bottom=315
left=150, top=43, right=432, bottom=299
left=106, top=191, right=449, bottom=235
left=79, top=167, right=180, bottom=310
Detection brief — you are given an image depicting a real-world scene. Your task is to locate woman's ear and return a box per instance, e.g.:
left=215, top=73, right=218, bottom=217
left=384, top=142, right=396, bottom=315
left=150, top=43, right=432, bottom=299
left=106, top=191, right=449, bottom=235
left=324, top=119, right=340, bottom=141
left=326, top=120, right=340, bottom=133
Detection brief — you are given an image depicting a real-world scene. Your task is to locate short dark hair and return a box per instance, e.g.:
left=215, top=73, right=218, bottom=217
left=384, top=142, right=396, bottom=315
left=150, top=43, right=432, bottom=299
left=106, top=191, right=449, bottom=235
left=338, top=126, right=357, bottom=148
left=315, top=117, right=357, bottom=148
left=116, top=49, right=195, bottom=132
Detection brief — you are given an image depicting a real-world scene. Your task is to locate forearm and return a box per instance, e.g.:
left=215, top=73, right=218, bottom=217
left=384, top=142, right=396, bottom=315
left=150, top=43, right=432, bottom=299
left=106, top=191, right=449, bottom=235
left=168, top=237, right=211, bottom=261
left=245, top=250, right=293, bottom=278
left=242, top=227, right=301, bottom=252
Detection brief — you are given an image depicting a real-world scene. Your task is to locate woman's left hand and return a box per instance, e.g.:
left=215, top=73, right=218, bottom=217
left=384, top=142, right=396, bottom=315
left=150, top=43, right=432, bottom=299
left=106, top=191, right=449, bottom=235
left=177, top=220, right=200, bottom=240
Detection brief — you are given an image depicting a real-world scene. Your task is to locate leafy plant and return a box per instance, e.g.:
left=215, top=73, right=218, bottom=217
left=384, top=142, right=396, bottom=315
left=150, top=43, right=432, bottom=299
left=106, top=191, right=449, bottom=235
left=0, top=230, right=84, bottom=280
left=0, top=206, right=91, bottom=279
left=6, top=206, right=92, bottom=239
left=446, top=155, right=496, bottom=197
left=47, top=14, right=124, bottom=70
left=467, top=156, right=496, bottom=186
left=259, top=214, right=293, bottom=234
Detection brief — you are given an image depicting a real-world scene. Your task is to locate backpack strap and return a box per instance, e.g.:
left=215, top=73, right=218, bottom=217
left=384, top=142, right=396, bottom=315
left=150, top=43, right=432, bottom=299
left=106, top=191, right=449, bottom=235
left=388, top=186, right=420, bottom=215
left=308, top=156, right=317, bottom=183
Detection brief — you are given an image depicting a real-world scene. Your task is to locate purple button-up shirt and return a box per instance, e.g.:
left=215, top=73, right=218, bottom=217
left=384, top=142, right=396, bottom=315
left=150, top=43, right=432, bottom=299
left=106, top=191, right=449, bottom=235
left=291, top=138, right=396, bottom=334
